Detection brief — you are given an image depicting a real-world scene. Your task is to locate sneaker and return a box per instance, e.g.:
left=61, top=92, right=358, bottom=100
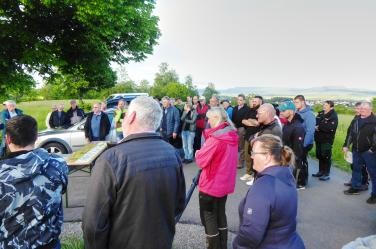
left=344, top=181, right=352, bottom=187
left=312, top=172, right=323, bottom=177
left=366, top=195, right=376, bottom=204
left=245, top=177, right=254, bottom=186
left=240, top=174, right=253, bottom=181
left=319, top=175, right=330, bottom=181
left=296, top=185, right=306, bottom=190
left=344, top=188, right=360, bottom=195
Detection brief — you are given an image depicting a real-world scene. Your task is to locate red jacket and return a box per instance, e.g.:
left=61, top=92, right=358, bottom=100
left=196, top=104, right=209, bottom=129
left=195, top=122, right=238, bottom=197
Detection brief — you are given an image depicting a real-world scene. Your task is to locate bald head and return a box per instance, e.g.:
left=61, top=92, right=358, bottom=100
left=257, top=103, right=276, bottom=125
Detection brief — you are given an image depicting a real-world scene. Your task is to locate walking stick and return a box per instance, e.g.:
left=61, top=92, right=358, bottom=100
left=175, top=169, right=202, bottom=224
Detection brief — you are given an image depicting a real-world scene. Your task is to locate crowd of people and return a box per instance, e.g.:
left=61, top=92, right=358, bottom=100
left=0, top=93, right=375, bottom=249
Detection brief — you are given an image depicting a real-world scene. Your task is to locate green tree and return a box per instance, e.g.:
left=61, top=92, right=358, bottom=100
left=0, top=0, right=160, bottom=97
left=184, top=75, right=199, bottom=97
left=137, top=79, right=151, bottom=93
left=202, top=83, right=219, bottom=101
left=151, top=63, right=180, bottom=98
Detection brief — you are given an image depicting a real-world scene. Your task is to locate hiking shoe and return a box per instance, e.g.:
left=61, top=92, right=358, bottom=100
left=366, top=195, right=376, bottom=204
left=296, top=185, right=306, bottom=190
left=344, top=188, right=360, bottom=195
left=319, top=175, right=330, bottom=181
left=312, top=172, right=323, bottom=177
left=240, top=174, right=253, bottom=181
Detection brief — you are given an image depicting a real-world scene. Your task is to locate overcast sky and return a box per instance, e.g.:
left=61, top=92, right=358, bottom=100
left=123, top=0, right=376, bottom=90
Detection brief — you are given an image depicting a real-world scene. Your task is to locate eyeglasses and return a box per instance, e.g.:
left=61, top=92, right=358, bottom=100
left=250, top=151, right=268, bottom=156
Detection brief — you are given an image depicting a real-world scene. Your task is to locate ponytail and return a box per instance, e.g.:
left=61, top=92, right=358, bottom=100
left=280, top=145, right=295, bottom=167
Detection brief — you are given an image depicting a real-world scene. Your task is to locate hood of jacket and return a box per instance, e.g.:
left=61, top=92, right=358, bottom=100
left=203, top=122, right=238, bottom=145
left=258, top=165, right=295, bottom=187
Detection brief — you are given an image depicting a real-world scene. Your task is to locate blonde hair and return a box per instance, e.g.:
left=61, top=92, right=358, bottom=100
left=251, top=134, right=295, bottom=166
left=206, top=106, right=235, bottom=129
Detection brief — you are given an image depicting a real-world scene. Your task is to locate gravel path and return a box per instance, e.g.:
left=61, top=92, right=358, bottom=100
left=61, top=222, right=236, bottom=248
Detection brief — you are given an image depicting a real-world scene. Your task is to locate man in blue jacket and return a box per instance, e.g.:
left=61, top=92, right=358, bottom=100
left=160, top=96, right=181, bottom=144
left=294, top=95, right=315, bottom=180
left=0, top=100, right=23, bottom=157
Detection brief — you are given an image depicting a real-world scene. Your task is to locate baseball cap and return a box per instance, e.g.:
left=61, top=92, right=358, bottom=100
left=199, top=96, right=206, bottom=100
left=279, top=101, right=296, bottom=112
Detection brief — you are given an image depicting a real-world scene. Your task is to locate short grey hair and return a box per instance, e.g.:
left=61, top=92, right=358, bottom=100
left=206, top=106, right=235, bottom=129
left=361, top=101, right=372, bottom=109
left=128, top=96, right=162, bottom=131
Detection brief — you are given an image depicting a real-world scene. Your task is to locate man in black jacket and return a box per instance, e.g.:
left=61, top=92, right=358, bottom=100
left=232, top=94, right=251, bottom=168
left=343, top=102, right=376, bottom=204
left=343, top=102, right=369, bottom=187
left=82, top=96, right=186, bottom=249
left=49, top=104, right=67, bottom=129
left=279, top=101, right=306, bottom=189
left=65, top=99, right=85, bottom=126
left=313, top=101, right=338, bottom=181
left=84, top=103, right=111, bottom=142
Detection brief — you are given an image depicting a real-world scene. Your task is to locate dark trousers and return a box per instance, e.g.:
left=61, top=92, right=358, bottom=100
left=194, top=128, right=204, bottom=152
left=295, top=145, right=312, bottom=186
left=352, top=151, right=376, bottom=195
left=350, top=163, right=369, bottom=185
left=199, top=192, right=228, bottom=249
left=315, top=142, right=332, bottom=175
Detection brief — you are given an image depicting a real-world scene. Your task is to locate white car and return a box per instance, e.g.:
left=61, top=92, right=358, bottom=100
left=35, top=108, right=117, bottom=154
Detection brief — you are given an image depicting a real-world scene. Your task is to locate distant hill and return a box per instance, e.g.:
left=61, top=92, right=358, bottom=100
left=210, top=86, right=376, bottom=100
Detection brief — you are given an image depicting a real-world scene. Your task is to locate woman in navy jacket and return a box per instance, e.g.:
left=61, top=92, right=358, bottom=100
left=233, top=134, right=305, bottom=249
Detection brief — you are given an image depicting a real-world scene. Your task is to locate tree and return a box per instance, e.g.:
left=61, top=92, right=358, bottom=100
left=0, top=0, right=160, bottom=97
left=151, top=63, right=179, bottom=98
left=184, top=75, right=199, bottom=97
left=137, top=79, right=151, bottom=93
left=202, top=83, right=219, bottom=101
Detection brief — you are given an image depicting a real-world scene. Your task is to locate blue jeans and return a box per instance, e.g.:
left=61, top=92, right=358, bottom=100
left=352, top=150, right=376, bottom=195
left=182, top=131, right=195, bottom=160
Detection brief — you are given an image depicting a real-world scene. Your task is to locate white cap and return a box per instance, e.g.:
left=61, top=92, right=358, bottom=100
left=199, top=96, right=206, bottom=100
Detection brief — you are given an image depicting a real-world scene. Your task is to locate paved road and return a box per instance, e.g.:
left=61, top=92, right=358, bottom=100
left=63, top=158, right=376, bottom=249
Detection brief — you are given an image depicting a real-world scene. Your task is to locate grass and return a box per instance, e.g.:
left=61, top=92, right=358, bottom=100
left=309, top=113, right=354, bottom=172
left=61, top=237, right=84, bottom=249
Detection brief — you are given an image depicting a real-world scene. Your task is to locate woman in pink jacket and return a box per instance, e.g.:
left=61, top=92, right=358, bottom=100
left=195, top=106, right=239, bottom=249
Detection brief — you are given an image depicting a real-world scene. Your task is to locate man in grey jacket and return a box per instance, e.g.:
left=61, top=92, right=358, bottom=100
left=82, top=96, right=186, bottom=249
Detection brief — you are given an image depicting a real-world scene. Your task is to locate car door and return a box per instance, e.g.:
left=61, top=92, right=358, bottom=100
left=69, top=120, right=87, bottom=151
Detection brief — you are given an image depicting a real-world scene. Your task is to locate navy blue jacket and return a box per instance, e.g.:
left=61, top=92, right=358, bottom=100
left=161, top=106, right=180, bottom=136
left=82, top=132, right=186, bottom=249
left=233, top=166, right=305, bottom=249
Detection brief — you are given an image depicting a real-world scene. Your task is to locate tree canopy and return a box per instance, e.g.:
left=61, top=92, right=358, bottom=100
left=202, top=83, right=219, bottom=101
left=0, top=0, right=160, bottom=97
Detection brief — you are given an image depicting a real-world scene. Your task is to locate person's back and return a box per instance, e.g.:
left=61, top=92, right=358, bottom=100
left=0, top=115, right=68, bottom=249
left=236, top=167, right=304, bottom=249
left=82, top=96, right=186, bottom=249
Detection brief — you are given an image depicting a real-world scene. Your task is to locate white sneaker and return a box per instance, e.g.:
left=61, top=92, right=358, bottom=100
left=246, top=177, right=255, bottom=186
left=240, top=174, right=253, bottom=181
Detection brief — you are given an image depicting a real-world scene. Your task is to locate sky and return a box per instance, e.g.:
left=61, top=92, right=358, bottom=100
left=123, top=0, right=376, bottom=90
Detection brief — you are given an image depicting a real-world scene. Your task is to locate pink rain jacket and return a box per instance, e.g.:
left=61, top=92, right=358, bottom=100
left=195, top=122, right=239, bottom=197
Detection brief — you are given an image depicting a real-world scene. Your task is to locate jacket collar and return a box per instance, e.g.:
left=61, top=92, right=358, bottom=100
left=120, top=132, right=161, bottom=144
